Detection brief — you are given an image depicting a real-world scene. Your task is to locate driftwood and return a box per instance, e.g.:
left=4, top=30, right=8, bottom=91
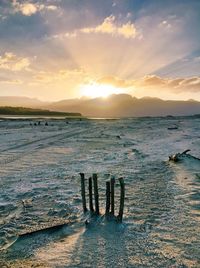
left=168, top=126, right=178, bottom=130
left=80, top=173, right=125, bottom=224
left=93, top=173, right=100, bottom=215
left=169, top=149, right=200, bottom=162
left=88, top=177, right=94, bottom=212
left=19, top=221, right=71, bottom=237
left=105, top=181, right=111, bottom=217
left=110, top=177, right=115, bottom=216
left=80, top=173, right=87, bottom=212
left=117, top=177, right=125, bottom=223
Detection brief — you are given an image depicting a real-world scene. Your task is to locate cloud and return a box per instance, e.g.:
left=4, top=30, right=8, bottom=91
left=168, top=78, right=185, bottom=87
left=51, top=15, right=138, bottom=40
left=0, top=78, right=23, bottom=84
left=81, top=15, right=137, bottom=39
left=0, top=52, right=30, bottom=71
left=159, top=20, right=172, bottom=30
left=178, top=77, right=200, bottom=92
left=15, top=2, right=37, bottom=16
left=96, top=75, right=200, bottom=94
left=97, top=76, right=132, bottom=88
left=46, top=5, right=57, bottom=11
left=12, top=1, right=57, bottom=16
left=140, top=75, right=166, bottom=86
left=136, top=75, right=200, bottom=93
left=50, top=32, right=77, bottom=40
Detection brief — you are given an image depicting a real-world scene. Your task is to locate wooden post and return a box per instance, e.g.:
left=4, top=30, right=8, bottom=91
left=80, top=173, right=87, bottom=213
left=88, top=177, right=94, bottom=212
left=110, top=176, right=115, bottom=216
left=118, top=177, right=125, bottom=223
left=105, top=181, right=111, bottom=217
left=93, top=173, right=99, bottom=215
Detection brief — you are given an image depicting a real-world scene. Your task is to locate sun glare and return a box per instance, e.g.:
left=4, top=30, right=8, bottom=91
left=80, top=82, right=123, bottom=98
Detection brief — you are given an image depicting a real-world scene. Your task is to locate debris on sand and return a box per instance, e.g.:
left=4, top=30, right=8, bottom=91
left=18, top=220, right=72, bottom=237
left=80, top=173, right=125, bottom=227
left=168, top=126, right=178, bottom=130
left=169, top=149, right=200, bottom=162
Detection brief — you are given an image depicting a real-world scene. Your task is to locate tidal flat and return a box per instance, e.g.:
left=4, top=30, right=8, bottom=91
left=0, top=117, right=200, bottom=267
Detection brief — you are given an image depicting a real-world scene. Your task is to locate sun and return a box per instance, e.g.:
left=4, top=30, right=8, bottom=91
left=80, top=82, right=123, bottom=98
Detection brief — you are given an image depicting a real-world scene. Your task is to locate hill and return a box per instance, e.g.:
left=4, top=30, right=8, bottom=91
left=46, top=94, right=200, bottom=117
left=0, top=107, right=82, bottom=117
left=1, top=95, right=200, bottom=117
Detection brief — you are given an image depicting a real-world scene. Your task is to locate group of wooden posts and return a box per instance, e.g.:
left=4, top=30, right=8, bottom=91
left=80, top=173, right=125, bottom=223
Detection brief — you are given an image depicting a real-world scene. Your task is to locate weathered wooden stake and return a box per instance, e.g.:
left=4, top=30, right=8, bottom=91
left=80, top=173, right=87, bottom=213
left=110, top=176, right=115, bottom=216
left=93, top=173, right=99, bottom=215
left=118, top=177, right=125, bottom=223
left=88, top=177, right=94, bottom=212
left=105, top=181, right=111, bottom=216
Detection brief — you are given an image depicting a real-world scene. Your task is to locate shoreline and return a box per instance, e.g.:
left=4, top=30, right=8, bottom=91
left=0, top=114, right=199, bottom=121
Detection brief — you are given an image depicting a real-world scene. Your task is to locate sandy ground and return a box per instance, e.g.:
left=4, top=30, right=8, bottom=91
left=0, top=117, right=200, bottom=267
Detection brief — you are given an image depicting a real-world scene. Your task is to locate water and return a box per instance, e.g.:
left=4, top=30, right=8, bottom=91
left=0, top=117, right=200, bottom=267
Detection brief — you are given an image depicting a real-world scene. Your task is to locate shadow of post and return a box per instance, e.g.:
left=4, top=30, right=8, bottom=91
left=66, top=221, right=128, bottom=268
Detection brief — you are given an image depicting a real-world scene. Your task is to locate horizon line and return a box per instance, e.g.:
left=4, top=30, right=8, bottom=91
left=0, top=94, right=199, bottom=103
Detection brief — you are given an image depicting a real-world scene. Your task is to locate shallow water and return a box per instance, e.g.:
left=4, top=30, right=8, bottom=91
left=0, top=117, right=200, bottom=267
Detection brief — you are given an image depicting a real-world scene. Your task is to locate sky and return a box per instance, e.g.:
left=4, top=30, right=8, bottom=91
left=0, top=0, right=200, bottom=101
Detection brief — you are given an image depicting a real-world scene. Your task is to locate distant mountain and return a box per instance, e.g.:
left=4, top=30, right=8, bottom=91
left=47, top=94, right=200, bottom=117
left=1, top=94, right=200, bottom=117
left=0, top=96, right=48, bottom=108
